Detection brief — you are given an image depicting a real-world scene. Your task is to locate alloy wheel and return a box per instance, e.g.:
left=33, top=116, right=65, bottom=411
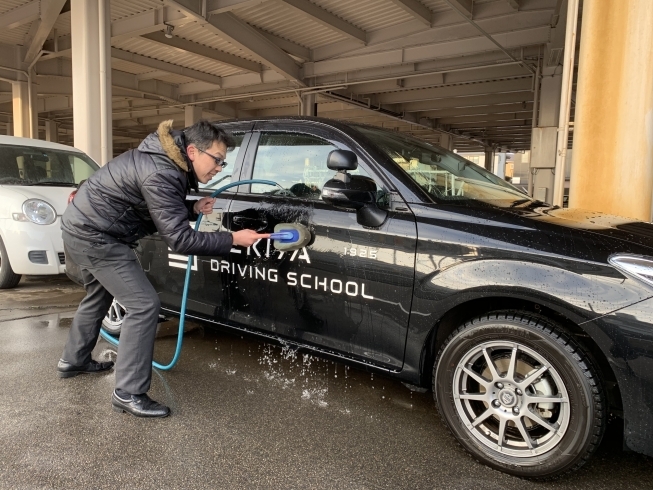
left=453, top=341, right=570, bottom=457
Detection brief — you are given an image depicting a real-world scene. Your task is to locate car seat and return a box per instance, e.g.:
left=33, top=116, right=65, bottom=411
left=0, top=153, right=20, bottom=181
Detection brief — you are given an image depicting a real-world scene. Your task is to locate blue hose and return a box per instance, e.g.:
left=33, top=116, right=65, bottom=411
left=99, top=179, right=278, bottom=370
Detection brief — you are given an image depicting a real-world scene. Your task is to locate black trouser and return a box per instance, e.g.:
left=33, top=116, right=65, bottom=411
left=61, top=233, right=160, bottom=395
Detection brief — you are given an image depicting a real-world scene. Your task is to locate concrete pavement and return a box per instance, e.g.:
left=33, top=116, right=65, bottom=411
left=0, top=276, right=651, bottom=489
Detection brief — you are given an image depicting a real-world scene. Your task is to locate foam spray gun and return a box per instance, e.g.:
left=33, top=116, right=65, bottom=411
left=99, top=179, right=310, bottom=369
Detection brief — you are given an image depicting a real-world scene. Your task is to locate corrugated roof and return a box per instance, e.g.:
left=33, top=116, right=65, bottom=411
left=316, top=0, right=415, bottom=31
left=112, top=37, right=245, bottom=77
left=0, top=0, right=28, bottom=14
left=0, top=21, right=30, bottom=46
left=110, top=0, right=163, bottom=21
left=420, top=0, right=453, bottom=13
left=235, top=2, right=345, bottom=49
left=172, top=22, right=259, bottom=61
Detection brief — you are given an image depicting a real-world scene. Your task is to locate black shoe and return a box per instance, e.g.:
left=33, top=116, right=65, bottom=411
left=111, top=391, right=170, bottom=418
left=57, top=359, right=114, bottom=378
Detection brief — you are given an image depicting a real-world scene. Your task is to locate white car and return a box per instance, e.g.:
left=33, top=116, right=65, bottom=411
left=0, top=136, right=99, bottom=288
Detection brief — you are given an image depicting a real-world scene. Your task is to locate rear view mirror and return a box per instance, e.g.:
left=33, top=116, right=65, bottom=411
left=28, top=153, right=50, bottom=162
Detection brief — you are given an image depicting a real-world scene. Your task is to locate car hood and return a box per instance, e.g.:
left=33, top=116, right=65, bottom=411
left=412, top=200, right=653, bottom=264
left=508, top=205, right=653, bottom=253
left=1, top=185, right=77, bottom=215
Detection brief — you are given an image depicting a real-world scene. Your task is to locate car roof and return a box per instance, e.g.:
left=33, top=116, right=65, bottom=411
left=0, top=135, right=85, bottom=153
left=217, top=116, right=359, bottom=132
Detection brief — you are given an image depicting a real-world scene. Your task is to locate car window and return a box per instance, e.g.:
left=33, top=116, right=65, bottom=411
left=354, top=125, right=527, bottom=206
left=250, top=132, right=372, bottom=200
left=0, top=144, right=98, bottom=186
left=198, top=133, right=244, bottom=190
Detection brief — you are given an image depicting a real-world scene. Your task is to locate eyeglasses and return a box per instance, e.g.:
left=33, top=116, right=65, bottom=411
left=197, top=148, right=227, bottom=168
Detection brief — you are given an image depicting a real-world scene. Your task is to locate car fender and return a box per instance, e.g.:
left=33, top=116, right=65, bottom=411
left=400, top=257, right=653, bottom=385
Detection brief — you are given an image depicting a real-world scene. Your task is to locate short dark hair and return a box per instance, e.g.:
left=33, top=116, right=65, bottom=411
left=184, top=119, right=236, bottom=152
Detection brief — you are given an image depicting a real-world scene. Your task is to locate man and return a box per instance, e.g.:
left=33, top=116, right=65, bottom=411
left=58, top=119, right=268, bottom=418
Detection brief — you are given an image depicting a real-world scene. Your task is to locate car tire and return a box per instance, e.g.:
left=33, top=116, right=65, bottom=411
left=0, top=236, right=21, bottom=289
left=102, top=298, right=125, bottom=336
left=433, top=312, right=605, bottom=480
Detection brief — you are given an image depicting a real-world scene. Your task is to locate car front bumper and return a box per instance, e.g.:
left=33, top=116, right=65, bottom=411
left=0, top=217, right=66, bottom=275
left=587, top=295, right=653, bottom=457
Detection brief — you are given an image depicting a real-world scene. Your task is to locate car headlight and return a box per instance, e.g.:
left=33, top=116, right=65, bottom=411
left=609, top=254, right=653, bottom=288
left=21, top=199, right=57, bottom=225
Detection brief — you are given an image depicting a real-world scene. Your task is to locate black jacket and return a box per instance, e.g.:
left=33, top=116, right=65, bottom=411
left=61, top=120, right=233, bottom=256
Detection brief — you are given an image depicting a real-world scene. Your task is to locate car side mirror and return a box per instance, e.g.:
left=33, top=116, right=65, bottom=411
left=322, top=175, right=388, bottom=228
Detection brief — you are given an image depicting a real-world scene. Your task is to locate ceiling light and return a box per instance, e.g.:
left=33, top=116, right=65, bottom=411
left=164, top=24, right=174, bottom=39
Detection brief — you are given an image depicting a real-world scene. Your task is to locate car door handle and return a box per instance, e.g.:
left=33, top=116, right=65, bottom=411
left=232, top=216, right=268, bottom=231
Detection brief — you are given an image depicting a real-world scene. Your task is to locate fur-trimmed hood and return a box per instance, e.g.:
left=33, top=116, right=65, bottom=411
left=137, top=119, right=190, bottom=172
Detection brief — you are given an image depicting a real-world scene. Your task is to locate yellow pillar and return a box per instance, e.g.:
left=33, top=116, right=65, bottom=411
left=570, top=0, right=653, bottom=221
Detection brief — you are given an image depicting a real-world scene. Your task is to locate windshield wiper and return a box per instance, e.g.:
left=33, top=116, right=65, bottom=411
left=27, top=181, right=76, bottom=187
left=509, top=198, right=534, bottom=208
left=510, top=198, right=546, bottom=208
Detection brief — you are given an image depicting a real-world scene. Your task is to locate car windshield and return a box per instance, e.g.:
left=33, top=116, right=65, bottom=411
left=355, top=126, right=529, bottom=206
left=0, top=144, right=98, bottom=186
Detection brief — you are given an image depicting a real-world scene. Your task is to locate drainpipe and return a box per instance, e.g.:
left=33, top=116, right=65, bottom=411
left=98, top=0, right=112, bottom=164
left=528, top=57, right=541, bottom=197
left=27, top=51, right=48, bottom=139
left=553, top=0, right=580, bottom=207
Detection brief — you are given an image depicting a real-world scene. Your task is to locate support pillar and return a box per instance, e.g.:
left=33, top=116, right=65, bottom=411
left=496, top=152, right=507, bottom=179
left=185, top=105, right=203, bottom=127
left=529, top=71, right=561, bottom=200
left=483, top=147, right=495, bottom=172
left=439, top=133, right=454, bottom=151
left=5, top=122, right=13, bottom=136
left=12, top=82, right=30, bottom=137
left=71, top=0, right=102, bottom=163
left=570, top=1, right=653, bottom=221
left=300, top=93, right=317, bottom=117
left=45, top=120, right=58, bottom=142
left=98, top=0, right=112, bottom=164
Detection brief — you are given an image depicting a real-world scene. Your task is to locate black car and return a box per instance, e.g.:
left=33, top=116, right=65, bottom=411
left=106, top=117, right=653, bottom=478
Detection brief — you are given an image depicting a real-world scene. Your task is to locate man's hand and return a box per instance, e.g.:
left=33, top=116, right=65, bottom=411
left=232, top=229, right=271, bottom=247
left=194, top=197, right=216, bottom=215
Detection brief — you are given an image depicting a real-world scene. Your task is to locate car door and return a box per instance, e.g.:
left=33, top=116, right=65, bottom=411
left=222, top=122, right=417, bottom=370
left=139, top=124, right=253, bottom=319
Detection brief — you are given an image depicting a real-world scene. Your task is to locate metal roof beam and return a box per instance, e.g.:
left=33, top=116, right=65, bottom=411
left=207, top=12, right=303, bottom=82
left=375, top=77, right=533, bottom=104
left=416, top=102, right=533, bottom=118
left=111, top=6, right=191, bottom=41
left=387, top=0, right=433, bottom=26
left=448, top=119, right=532, bottom=129
left=305, top=26, right=550, bottom=77
left=256, top=29, right=311, bottom=61
left=111, top=48, right=224, bottom=86
left=313, top=0, right=550, bottom=61
left=437, top=111, right=533, bottom=124
left=238, top=97, right=298, bottom=110
left=207, top=0, right=268, bottom=14
left=444, top=0, right=474, bottom=19
left=34, top=69, right=181, bottom=101
left=401, top=91, right=533, bottom=112
left=141, top=31, right=262, bottom=73
left=24, top=0, right=68, bottom=64
left=164, top=1, right=302, bottom=82
left=278, top=0, right=366, bottom=43
left=0, top=1, right=40, bottom=30
left=40, top=38, right=225, bottom=87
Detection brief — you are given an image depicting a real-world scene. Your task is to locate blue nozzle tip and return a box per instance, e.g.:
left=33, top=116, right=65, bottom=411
left=270, top=229, right=300, bottom=243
